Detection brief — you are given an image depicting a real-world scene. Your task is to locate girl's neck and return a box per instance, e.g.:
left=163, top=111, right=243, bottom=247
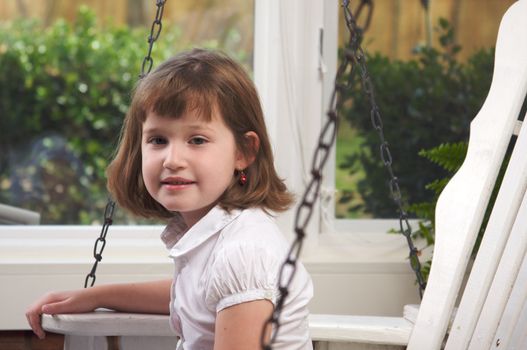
left=179, top=203, right=217, bottom=228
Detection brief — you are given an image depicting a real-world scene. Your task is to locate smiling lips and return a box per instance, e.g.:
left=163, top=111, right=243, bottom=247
left=161, top=177, right=196, bottom=188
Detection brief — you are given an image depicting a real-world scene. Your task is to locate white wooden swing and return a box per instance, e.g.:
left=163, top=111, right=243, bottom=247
left=42, top=0, right=527, bottom=349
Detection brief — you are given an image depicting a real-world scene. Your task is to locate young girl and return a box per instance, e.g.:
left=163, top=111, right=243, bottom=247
left=26, top=49, right=313, bottom=349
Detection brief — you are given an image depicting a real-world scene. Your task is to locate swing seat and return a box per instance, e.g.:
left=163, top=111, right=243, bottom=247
left=42, top=0, right=527, bottom=349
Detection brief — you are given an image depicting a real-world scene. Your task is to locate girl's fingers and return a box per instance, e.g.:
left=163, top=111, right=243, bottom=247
left=25, top=293, right=66, bottom=339
left=26, top=289, right=94, bottom=340
left=25, top=308, right=45, bottom=339
left=41, top=300, right=70, bottom=315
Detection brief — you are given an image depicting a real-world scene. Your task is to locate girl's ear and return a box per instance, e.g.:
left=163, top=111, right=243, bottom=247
left=236, top=131, right=260, bottom=169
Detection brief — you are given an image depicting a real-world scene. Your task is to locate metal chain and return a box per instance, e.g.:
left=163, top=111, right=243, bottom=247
left=140, top=0, right=167, bottom=79
left=84, top=0, right=168, bottom=289
left=262, top=1, right=370, bottom=348
left=84, top=200, right=115, bottom=288
left=262, top=0, right=425, bottom=347
left=342, top=1, right=427, bottom=298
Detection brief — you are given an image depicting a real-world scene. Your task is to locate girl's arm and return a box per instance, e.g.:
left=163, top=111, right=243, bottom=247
left=213, top=299, right=273, bottom=350
left=26, top=279, right=172, bottom=339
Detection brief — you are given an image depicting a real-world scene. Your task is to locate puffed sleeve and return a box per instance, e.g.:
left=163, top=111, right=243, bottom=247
left=204, top=241, right=282, bottom=313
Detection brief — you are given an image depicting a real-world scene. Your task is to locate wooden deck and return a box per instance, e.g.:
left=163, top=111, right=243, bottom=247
left=0, top=331, right=64, bottom=350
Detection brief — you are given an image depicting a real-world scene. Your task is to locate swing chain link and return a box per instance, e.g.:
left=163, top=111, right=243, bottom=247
left=84, top=0, right=167, bottom=289
left=262, top=1, right=376, bottom=348
left=140, top=0, right=168, bottom=78
left=84, top=200, right=115, bottom=288
left=345, top=2, right=427, bottom=298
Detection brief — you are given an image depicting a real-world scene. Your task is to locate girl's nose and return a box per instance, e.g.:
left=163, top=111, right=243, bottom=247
left=163, top=144, right=186, bottom=170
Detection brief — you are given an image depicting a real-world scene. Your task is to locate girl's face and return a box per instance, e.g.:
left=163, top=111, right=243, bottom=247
left=141, top=109, right=246, bottom=227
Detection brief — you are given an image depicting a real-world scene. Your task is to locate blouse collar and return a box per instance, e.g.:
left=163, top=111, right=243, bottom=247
left=161, top=206, right=242, bottom=258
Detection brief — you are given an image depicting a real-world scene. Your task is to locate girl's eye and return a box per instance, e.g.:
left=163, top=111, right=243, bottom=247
left=189, top=136, right=207, bottom=145
left=148, top=137, right=167, bottom=145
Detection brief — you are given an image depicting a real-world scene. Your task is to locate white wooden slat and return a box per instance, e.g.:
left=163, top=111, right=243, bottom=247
left=508, top=298, right=527, bottom=350
left=308, top=314, right=412, bottom=345
left=513, top=120, right=522, bottom=136
left=407, top=1, right=527, bottom=349
left=61, top=335, right=178, bottom=350
left=468, top=186, right=527, bottom=349
left=492, top=249, right=527, bottom=349
left=60, top=336, right=405, bottom=350
left=43, top=312, right=178, bottom=350
left=120, top=336, right=179, bottom=350
left=63, top=335, right=107, bottom=350
left=313, top=342, right=404, bottom=350
left=402, top=304, right=419, bottom=324
left=403, top=304, right=460, bottom=330
left=447, top=113, right=527, bottom=349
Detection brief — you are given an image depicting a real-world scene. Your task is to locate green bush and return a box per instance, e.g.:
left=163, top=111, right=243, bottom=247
left=338, top=19, right=495, bottom=217
left=0, top=7, right=247, bottom=224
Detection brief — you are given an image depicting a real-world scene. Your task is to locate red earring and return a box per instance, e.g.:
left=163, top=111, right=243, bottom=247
left=238, top=170, right=247, bottom=186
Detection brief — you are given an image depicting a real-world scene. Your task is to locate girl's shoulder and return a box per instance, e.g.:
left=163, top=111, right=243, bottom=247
left=205, top=207, right=311, bottom=315
left=217, top=207, right=287, bottom=252
left=227, top=207, right=282, bottom=235
left=238, top=206, right=276, bottom=224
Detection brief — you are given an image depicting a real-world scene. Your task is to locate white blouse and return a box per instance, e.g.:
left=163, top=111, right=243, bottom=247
left=161, top=206, right=313, bottom=350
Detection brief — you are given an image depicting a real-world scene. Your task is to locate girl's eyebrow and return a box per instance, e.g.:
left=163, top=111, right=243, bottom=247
left=185, top=123, right=215, bottom=132
left=142, top=126, right=164, bottom=135
left=142, top=123, right=215, bottom=135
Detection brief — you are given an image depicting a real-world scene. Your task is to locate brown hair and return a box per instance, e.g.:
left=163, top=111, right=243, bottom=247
left=107, top=48, right=293, bottom=220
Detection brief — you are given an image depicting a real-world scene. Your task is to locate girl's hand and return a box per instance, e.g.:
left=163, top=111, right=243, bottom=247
left=25, top=280, right=172, bottom=340
left=25, top=289, right=98, bottom=339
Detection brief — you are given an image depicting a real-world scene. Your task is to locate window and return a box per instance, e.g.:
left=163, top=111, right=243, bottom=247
left=0, top=0, right=254, bottom=225
left=334, top=0, right=516, bottom=220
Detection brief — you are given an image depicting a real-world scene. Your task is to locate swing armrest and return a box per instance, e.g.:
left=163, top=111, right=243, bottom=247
left=306, top=305, right=418, bottom=345
left=308, top=313, right=413, bottom=346
left=42, top=310, right=414, bottom=346
left=42, top=310, right=175, bottom=337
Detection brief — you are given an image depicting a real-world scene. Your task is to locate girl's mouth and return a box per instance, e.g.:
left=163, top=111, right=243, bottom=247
left=161, top=177, right=196, bottom=187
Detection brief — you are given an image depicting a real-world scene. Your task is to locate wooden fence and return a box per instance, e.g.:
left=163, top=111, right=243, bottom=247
left=0, top=0, right=517, bottom=60
left=357, top=0, right=517, bottom=60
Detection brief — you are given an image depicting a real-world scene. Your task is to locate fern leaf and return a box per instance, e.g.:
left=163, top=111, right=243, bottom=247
left=418, top=141, right=468, bottom=172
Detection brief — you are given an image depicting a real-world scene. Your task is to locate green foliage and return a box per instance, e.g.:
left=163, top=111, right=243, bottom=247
left=407, top=142, right=468, bottom=259
left=419, top=141, right=467, bottom=173
left=338, top=19, right=495, bottom=217
left=408, top=139, right=511, bottom=282
left=0, top=7, right=247, bottom=224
